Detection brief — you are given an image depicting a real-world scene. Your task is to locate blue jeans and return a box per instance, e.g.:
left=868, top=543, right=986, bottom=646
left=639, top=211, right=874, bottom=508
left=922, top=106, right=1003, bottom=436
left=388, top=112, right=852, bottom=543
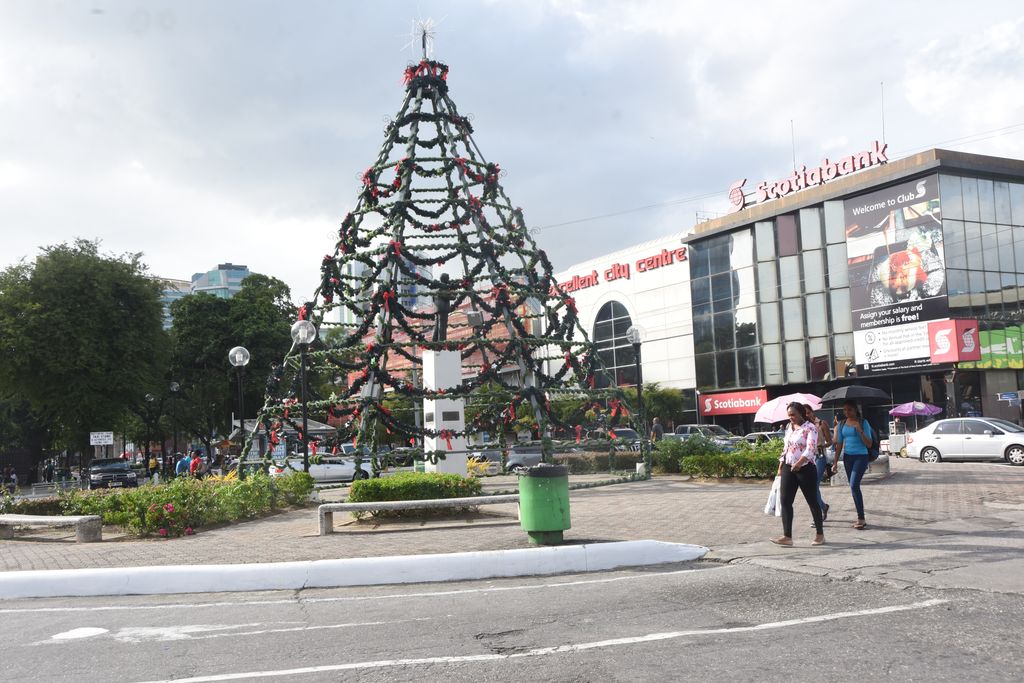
left=843, top=455, right=869, bottom=519
left=814, top=455, right=828, bottom=511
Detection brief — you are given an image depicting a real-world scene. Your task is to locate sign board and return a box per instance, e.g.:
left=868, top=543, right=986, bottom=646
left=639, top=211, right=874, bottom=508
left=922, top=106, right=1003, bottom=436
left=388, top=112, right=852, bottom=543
left=998, top=392, right=1018, bottom=401
left=728, top=141, right=889, bottom=212
left=89, top=431, right=114, bottom=446
left=928, top=319, right=981, bottom=364
left=700, top=389, right=768, bottom=416
left=847, top=175, right=947, bottom=374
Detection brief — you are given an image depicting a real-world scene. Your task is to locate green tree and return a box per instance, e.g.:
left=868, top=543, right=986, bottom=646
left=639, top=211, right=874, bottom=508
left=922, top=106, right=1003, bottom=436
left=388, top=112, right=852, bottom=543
left=168, top=275, right=294, bottom=463
left=622, top=383, right=685, bottom=430
left=0, top=240, right=166, bottom=458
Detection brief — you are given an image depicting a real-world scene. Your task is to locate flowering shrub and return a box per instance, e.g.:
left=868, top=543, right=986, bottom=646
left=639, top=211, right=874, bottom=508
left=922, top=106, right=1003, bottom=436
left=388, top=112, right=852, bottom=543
left=59, top=471, right=314, bottom=537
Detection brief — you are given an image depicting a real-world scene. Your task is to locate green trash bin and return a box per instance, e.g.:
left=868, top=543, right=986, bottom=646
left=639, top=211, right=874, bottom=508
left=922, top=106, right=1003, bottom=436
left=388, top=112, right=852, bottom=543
left=518, top=463, right=570, bottom=545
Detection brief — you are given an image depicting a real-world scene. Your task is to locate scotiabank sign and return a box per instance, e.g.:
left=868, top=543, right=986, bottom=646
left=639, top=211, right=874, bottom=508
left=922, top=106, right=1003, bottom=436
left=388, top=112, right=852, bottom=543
left=728, top=141, right=889, bottom=212
left=700, top=389, right=768, bottom=416
left=557, top=247, right=688, bottom=293
left=928, top=319, right=982, bottom=364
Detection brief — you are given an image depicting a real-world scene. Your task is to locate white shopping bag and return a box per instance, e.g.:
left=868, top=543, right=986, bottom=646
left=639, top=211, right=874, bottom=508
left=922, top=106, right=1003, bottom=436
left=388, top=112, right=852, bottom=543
left=763, top=475, right=782, bottom=517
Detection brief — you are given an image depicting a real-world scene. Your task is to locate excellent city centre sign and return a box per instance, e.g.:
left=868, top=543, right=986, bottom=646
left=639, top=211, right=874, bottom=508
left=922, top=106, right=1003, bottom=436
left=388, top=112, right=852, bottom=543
left=557, top=246, right=688, bottom=293
left=728, top=141, right=889, bottom=212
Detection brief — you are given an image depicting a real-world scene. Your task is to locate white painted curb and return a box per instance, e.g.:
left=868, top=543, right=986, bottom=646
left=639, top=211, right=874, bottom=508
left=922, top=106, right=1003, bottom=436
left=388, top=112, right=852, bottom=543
left=0, top=540, right=707, bottom=600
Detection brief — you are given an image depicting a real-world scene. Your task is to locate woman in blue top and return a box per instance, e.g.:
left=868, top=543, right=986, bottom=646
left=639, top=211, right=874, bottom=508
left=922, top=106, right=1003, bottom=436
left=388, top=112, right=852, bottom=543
left=833, top=400, right=872, bottom=529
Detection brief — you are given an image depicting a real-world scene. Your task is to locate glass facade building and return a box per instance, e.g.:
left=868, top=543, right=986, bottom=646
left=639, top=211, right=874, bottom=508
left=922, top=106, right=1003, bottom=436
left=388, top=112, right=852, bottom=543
left=685, top=149, right=1024, bottom=430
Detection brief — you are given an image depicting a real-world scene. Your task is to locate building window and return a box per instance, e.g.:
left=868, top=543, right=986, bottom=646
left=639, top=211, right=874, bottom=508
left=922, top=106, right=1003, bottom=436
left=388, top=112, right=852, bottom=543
left=592, top=300, right=639, bottom=388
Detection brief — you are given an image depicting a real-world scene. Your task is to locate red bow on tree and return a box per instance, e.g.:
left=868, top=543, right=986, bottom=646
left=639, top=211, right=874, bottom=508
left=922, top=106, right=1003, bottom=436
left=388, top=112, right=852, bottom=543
left=575, top=425, right=583, bottom=444
left=381, top=289, right=395, bottom=313
left=389, top=240, right=402, bottom=257
left=439, top=430, right=454, bottom=450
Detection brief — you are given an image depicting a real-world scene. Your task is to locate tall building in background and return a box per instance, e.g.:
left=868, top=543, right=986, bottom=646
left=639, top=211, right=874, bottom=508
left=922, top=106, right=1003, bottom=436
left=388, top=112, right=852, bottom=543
left=157, top=278, right=192, bottom=329
left=153, top=264, right=256, bottom=329
left=190, top=263, right=252, bottom=299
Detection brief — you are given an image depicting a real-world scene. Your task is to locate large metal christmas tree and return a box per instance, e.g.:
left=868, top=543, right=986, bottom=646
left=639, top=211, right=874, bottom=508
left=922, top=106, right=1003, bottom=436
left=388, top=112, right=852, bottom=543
left=242, top=52, right=640, bottom=474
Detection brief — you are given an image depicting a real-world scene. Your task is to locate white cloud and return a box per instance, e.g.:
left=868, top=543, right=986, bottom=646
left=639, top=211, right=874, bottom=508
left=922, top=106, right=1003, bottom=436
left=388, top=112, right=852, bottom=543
left=1, top=0, right=1023, bottom=296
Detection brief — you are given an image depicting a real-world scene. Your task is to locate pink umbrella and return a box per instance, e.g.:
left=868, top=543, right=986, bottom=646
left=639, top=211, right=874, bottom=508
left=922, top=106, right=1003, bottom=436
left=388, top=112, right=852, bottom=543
left=753, top=393, right=822, bottom=425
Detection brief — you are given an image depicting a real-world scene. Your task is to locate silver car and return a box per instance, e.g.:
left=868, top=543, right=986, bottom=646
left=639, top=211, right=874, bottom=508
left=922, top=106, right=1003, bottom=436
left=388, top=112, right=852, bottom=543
left=906, top=417, right=1024, bottom=465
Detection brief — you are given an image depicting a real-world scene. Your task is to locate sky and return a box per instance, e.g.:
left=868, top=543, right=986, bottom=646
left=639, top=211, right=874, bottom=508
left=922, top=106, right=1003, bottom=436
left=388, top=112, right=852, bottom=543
left=2, top=0, right=1024, bottom=301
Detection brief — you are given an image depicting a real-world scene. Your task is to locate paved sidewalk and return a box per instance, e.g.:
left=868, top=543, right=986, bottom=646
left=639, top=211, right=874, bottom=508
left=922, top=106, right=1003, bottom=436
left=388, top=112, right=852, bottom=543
left=2, top=459, right=1023, bottom=596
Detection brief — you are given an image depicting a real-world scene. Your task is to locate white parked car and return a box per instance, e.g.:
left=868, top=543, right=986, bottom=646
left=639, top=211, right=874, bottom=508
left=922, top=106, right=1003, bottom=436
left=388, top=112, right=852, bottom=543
left=269, top=457, right=371, bottom=482
left=906, top=417, right=1024, bottom=465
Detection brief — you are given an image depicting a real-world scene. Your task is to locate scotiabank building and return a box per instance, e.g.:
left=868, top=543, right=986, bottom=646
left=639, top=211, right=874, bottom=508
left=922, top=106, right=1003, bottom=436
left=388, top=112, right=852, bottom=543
left=555, top=146, right=1024, bottom=434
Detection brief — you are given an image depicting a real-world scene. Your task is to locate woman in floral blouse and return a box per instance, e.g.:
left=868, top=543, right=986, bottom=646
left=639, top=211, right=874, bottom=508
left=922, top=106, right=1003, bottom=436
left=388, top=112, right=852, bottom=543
left=771, top=402, right=825, bottom=546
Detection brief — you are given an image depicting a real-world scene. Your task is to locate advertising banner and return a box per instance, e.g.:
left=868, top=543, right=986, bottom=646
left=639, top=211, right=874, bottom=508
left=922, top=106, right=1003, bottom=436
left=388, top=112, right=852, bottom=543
left=846, top=174, right=946, bottom=373
left=700, top=389, right=768, bottom=416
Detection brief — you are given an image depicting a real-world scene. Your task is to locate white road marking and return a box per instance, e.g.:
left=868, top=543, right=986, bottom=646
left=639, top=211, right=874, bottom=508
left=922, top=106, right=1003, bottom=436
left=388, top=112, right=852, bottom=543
left=1, top=565, right=725, bottom=614
left=50, top=627, right=109, bottom=640
left=39, top=617, right=437, bottom=645
left=136, top=598, right=949, bottom=682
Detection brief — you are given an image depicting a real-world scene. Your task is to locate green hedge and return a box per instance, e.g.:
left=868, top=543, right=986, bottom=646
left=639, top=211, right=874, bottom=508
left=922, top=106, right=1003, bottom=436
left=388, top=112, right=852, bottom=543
left=679, top=452, right=779, bottom=479
left=553, top=451, right=643, bottom=474
left=348, top=472, right=482, bottom=503
left=54, top=472, right=314, bottom=537
left=0, top=495, right=63, bottom=516
left=651, top=436, right=724, bottom=473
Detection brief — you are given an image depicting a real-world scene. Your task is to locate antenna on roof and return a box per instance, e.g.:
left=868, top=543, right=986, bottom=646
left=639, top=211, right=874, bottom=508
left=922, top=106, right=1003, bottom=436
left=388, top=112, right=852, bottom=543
left=790, top=119, right=797, bottom=172
left=880, top=80, right=887, bottom=145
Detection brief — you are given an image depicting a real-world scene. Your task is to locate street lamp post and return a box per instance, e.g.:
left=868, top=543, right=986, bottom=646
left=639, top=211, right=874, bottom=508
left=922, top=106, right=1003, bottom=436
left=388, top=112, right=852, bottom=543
left=169, top=381, right=180, bottom=472
left=290, top=320, right=318, bottom=473
left=625, top=326, right=649, bottom=477
left=143, top=393, right=155, bottom=465
left=228, top=346, right=250, bottom=479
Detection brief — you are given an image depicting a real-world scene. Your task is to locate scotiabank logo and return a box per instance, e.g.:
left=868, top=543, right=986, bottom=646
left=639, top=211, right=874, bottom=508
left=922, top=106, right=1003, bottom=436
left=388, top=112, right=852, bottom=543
left=700, top=389, right=768, bottom=416
left=929, top=319, right=981, bottom=364
left=961, top=327, right=977, bottom=354
left=934, top=328, right=953, bottom=356
left=727, top=179, right=746, bottom=213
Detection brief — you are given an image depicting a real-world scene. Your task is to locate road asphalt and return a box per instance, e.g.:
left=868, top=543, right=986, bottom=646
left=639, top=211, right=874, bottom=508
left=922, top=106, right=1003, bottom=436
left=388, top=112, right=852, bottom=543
left=2, top=459, right=1023, bottom=680
left=2, top=562, right=1020, bottom=682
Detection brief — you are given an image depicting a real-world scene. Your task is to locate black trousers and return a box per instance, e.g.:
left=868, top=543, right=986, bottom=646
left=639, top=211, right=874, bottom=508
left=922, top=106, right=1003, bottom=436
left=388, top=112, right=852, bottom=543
left=780, top=462, right=823, bottom=537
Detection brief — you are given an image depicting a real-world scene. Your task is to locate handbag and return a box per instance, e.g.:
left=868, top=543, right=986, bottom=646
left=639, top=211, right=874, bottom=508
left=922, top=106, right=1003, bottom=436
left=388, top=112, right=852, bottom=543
left=865, top=419, right=880, bottom=462
left=764, top=475, right=782, bottom=516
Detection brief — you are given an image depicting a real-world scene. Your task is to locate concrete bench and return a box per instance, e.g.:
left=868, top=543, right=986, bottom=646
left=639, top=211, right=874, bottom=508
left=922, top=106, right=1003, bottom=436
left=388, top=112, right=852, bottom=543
left=319, top=494, right=520, bottom=535
left=0, top=514, right=103, bottom=543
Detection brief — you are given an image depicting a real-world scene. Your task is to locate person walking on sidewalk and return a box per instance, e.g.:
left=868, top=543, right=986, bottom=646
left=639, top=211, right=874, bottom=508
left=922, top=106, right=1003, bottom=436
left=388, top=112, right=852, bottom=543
left=803, top=403, right=833, bottom=524
left=771, top=402, right=825, bottom=547
left=650, top=417, right=664, bottom=443
left=834, top=400, right=873, bottom=530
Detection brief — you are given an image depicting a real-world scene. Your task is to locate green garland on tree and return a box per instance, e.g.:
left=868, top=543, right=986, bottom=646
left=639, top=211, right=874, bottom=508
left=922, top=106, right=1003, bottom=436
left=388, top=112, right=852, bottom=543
left=243, top=58, right=642, bottom=473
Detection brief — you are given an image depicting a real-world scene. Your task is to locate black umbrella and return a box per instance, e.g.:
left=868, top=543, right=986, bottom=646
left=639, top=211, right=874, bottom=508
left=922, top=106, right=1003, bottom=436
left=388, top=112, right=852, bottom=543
left=820, top=385, right=891, bottom=405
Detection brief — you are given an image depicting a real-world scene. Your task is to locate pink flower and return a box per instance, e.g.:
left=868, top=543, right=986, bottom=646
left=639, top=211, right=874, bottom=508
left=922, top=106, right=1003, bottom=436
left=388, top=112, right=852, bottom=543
left=185, top=527, right=194, bottom=535
left=158, top=528, right=168, bottom=537
left=164, top=503, right=174, bottom=513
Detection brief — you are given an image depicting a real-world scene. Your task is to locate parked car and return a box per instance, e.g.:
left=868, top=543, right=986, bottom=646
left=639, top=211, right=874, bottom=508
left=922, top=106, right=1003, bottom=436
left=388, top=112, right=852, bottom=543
left=87, top=458, right=139, bottom=489
left=469, top=444, right=544, bottom=473
left=269, top=457, right=371, bottom=482
left=673, top=424, right=744, bottom=450
left=744, top=430, right=785, bottom=444
left=906, top=417, right=1024, bottom=465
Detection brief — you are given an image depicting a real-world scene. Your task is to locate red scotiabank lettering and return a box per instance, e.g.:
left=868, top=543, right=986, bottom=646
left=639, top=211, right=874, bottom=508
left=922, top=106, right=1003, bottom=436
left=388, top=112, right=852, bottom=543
left=754, top=141, right=888, bottom=204
left=636, top=247, right=688, bottom=273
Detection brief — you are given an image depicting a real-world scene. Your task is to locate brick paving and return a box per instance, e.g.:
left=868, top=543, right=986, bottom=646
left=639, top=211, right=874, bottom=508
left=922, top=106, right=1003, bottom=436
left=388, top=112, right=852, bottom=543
left=2, top=459, right=1023, bottom=572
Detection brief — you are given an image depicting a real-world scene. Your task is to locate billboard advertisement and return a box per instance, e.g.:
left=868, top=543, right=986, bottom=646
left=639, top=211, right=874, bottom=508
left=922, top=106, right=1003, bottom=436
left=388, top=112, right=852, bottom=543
left=846, top=174, right=946, bottom=373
